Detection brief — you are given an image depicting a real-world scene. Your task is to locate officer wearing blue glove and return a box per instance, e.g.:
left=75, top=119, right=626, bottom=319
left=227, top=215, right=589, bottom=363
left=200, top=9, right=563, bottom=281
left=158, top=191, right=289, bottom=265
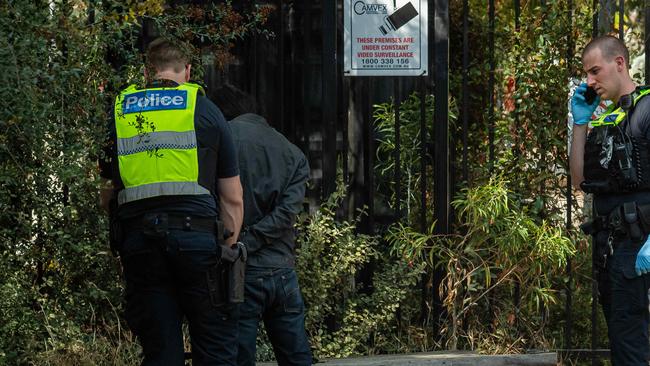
left=571, top=83, right=600, bottom=125
left=570, top=35, right=650, bottom=366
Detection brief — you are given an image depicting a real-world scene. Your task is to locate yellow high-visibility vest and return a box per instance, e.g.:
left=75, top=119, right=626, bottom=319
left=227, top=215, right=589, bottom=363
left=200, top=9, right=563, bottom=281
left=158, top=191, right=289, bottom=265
left=592, top=88, right=650, bottom=127
left=114, top=82, right=210, bottom=205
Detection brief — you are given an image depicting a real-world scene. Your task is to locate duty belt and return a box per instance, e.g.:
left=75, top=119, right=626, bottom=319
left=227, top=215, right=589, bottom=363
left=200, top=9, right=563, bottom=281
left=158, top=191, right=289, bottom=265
left=123, top=213, right=217, bottom=234
left=581, top=202, right=650, bottom=241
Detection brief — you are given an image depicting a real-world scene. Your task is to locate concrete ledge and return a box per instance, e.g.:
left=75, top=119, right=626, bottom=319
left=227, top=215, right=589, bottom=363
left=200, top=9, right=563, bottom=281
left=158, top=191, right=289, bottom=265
left=258, top=351, right=557, bottom=366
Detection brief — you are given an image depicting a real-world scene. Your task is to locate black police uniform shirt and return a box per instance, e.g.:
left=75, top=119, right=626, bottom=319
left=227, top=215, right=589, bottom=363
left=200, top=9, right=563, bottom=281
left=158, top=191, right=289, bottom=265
left=99, top=80, right=239, bottom=219
left=593, top=92, right=650, bottom=216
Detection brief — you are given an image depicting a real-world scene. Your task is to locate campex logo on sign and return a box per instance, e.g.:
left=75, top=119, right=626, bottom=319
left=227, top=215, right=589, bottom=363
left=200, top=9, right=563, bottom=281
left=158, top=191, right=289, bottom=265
left=354, top=1, right=388, bottom=15
left=122, top=90, right=188, bottom=114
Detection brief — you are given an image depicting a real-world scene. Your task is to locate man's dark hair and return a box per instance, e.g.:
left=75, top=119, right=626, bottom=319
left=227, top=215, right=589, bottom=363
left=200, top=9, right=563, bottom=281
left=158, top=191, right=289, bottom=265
left=582, top=35, right=630, bottom=68
left=212, top=83, right=258, bottom=121
left=145, top=38, right=190, bottom=73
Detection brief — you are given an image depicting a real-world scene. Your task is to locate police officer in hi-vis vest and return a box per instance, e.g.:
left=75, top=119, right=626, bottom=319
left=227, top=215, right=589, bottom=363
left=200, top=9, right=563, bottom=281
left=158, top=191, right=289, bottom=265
left=99, top=38, right=244, bottom=365
left=570, top=35, right=650, bottom=365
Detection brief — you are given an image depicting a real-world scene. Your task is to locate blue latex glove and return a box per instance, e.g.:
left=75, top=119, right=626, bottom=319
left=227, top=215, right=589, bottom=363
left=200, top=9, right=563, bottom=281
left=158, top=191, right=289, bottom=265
left=571, top=83, right=600, bottom=125
left=635, top=237, right=650, bottom=276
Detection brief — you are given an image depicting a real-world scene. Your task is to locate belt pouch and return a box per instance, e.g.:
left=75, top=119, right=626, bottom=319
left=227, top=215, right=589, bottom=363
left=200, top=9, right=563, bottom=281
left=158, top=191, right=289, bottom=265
left=594, top=231, right=610, bottom=268
left=623, top=202, right=643, bottom=240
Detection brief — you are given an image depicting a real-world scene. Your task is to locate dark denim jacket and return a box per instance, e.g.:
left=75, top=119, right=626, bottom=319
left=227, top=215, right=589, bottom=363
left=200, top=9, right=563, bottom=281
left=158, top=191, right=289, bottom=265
left=229, top=114, right=309, bottom=268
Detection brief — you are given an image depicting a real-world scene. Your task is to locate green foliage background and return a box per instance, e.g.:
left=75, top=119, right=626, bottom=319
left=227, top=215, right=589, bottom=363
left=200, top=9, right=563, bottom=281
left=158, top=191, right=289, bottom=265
left=371, top=0, right=645, bottom=356
left=1, top=0, right=645, bottom=364
left=0, top=1, right=268, bottom=364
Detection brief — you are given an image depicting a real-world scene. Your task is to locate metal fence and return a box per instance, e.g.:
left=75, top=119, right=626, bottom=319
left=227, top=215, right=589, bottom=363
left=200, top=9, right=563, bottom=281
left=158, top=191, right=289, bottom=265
left=200, top=0, right=648, bottom=364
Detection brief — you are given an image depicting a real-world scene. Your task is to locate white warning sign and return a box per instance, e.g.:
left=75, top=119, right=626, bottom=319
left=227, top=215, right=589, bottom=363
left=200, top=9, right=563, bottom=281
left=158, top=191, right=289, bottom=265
left=344, top=0, right=428, bottom=76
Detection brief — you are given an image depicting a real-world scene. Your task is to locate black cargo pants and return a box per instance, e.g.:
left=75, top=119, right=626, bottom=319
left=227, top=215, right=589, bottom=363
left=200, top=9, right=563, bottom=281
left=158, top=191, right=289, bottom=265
left=595, top=232, right=650, bottom=366
left=121, top=224, right=239, bottom=366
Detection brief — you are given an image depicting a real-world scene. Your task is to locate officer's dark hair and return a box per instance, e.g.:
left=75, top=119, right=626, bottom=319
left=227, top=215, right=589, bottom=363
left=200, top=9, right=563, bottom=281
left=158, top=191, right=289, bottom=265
left=582, top=35, right=630, bottom=68
left=212, top=83, right=258, bottom=121
left=145, top=38, right=190, bottom=73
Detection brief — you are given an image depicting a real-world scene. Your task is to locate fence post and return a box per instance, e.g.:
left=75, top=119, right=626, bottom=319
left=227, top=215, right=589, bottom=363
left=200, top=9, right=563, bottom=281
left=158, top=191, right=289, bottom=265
left=565, top=0, right=575, bottom=355
left=322, top=0, right=337, bottom=198
left=488, top=0, right=495, bottom=170
left=432, top=0, right=450, bottom=336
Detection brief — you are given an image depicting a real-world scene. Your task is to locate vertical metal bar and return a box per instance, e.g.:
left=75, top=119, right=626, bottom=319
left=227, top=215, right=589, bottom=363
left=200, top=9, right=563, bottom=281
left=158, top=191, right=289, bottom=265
left=420, top=77, right=427, bottom=232
left=361, top=77, right=369, bottom=230
left=514, top=0, right=521, bottom=30
left=322, top=0, right=337, bottom=198
left=279, top=0, right=286, bottom=133
left=646, top=1, right=650, bottom=85
left=592, top=3, right=599, bottom=365
left=565, top=0, right=574, bottom=353
left=252, top=8, right=259, bottom=104
left=366, top=77, right=375, bottom=233
left=394, top=78, right=402, bottom=218
left=340, top=3, right=350, bottom=192
left=618, top=0, right=624, bottom=42
left=488, top=0, right=495, bottom=170
left=432, top=0, right=450, bottom=337
left=419, top=75, right=428, bottom=324
left=343, top=77, right=351, bottom=188
left=394, top=77, right=402, bottom=326
left=88, top=1, right=95, bottom=25
left=434, top=0, right=450, bottom=234
left=512, top=0, right=520, bottom=164
left=512, top=0, right=522, bottom=332
left=591, top=231, right=600, bottom=366
left=462, top=0, right=469, bottom=183
left=289, top=3, right=298, bottom=144
left=593, top=0, right=599, bottom=39
left=301, top=2, right=311, bottom=156
left=599, top=0, right=615, bottom=35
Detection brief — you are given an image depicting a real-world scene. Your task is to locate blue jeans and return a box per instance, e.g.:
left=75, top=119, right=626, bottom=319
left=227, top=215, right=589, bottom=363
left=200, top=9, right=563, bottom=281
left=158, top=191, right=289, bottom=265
left=237, top=267, right=312, bottom=366
left=597, top=235, right=650, bottom=366
left=121, top=229, right=239, bottom=366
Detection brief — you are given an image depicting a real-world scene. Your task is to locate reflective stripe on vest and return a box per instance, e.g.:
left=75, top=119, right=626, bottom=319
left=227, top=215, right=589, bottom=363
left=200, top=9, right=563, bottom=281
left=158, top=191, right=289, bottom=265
left=592, top=88, right=650, bottom=127
left=114, top=83, right=210, bottom=205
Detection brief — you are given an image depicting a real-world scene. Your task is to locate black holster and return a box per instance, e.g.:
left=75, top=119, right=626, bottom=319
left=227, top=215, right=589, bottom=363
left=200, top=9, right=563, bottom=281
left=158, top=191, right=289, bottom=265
left=228, top=244, right=247, bottom=303
left=593, top=230, right=612, bottom=269
left=207, top=222, right=247, bottom=305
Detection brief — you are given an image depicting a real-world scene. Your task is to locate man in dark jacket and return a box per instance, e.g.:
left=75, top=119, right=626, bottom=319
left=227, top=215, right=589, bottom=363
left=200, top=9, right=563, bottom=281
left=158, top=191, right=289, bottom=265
left=213, top=84, right=312, bottom=366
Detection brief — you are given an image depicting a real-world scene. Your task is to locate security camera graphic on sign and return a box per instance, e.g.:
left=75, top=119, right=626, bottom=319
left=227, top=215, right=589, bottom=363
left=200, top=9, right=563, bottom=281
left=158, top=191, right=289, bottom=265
left=379, top=2, right=419, bottom=35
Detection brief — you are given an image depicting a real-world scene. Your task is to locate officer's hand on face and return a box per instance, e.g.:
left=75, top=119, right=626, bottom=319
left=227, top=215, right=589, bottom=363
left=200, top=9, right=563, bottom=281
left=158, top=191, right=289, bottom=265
left=635, top=236, right=650, bottom=276
left=571, top=83, right=600, bottom=126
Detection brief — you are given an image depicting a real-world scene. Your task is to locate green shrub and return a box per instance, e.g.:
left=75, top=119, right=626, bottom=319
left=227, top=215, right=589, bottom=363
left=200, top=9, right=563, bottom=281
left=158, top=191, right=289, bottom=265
left=0, top=1, right=267, bottom=363
left=388, top=175, right=575, bottom=352
left=295, top=180, right=424, bottom=359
